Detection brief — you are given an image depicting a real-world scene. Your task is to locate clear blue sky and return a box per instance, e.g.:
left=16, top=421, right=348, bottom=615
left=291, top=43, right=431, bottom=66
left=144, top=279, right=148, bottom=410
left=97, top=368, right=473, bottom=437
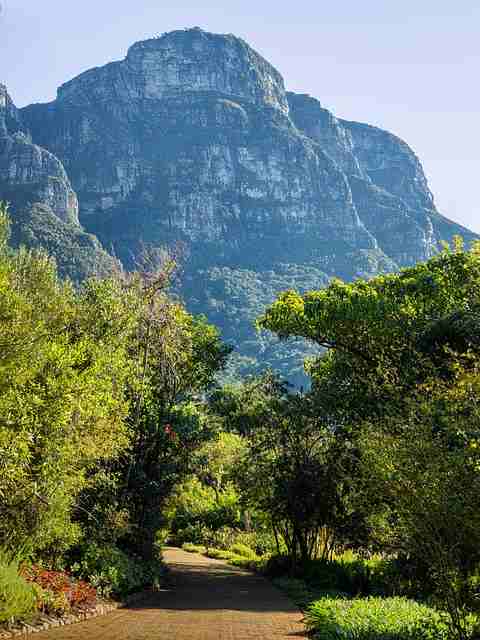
left=1, top=0, right=479, bottom=232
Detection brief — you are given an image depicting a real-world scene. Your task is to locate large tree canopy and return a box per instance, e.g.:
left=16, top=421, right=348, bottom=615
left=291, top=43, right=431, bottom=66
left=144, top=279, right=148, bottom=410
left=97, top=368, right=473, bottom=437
left=259, top=240, right=480, bottom=420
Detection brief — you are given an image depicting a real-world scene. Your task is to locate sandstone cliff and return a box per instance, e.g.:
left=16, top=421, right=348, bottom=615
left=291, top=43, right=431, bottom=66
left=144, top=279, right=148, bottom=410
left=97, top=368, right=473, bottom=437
left=0, top=85, right=116, bottom=281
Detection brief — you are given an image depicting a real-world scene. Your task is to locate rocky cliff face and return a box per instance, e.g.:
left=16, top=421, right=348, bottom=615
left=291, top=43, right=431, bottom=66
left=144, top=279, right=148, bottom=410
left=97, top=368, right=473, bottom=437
left=0, top=84, right=24, bottom=137
left=7, top=29, right=478, bottom=379
left=286, top=93, right=454, bottom=266
left=0, top=85, right=116, bottom=281
left=1, top=84, right=79, bottom=225
left=58, top=30, right=289, bottom=114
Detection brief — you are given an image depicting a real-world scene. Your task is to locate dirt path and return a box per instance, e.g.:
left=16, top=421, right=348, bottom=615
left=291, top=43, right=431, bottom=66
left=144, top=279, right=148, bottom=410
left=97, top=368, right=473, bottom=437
left=35, top=547, right=306, bottom=639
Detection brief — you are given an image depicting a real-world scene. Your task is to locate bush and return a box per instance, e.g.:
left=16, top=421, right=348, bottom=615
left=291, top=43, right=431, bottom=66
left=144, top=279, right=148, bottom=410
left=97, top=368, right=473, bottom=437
left=273, top=577, right=312, bottom=608
left=228, top=555, right=264, bottom=572
left=22, top=565, right=96, bottom=615
left=174, top=523, right=280, bottom=557
left=273, top=577, right=347, bottom=609
left=226, top=530, right=281, bottom=556
left=173, top=524, right=212, bottom=547
left=71, top=543, right=157, bottom=598
left=305, top=596, right=450, bottom=640
left=182, top=543, right=207, bottom=554
left=301, top=553, right=385, bottom=596
left=205, top=549, right=237, bottom=560
left=181, top=543, right=265, bottom=573
left=230, top=543, right=256, bottom=558
left=264, top=554, right=292, bottom=577
left=0, top=552, right=37, bottom=624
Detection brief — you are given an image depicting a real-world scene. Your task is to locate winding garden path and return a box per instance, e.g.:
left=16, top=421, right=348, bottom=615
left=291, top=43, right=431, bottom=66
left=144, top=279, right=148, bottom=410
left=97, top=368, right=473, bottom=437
left=36, top=547, right=306, bottom=639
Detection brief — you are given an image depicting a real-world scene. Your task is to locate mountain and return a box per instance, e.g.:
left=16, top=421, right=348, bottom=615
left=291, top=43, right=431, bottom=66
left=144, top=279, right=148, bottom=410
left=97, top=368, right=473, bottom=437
left=3, top=29, right=477, bottom=381
left=0, top=84, right=117, bottom=281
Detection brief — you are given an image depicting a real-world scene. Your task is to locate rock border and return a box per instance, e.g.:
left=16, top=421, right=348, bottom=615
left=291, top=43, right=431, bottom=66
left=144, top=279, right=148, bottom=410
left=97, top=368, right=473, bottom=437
left=0, top=590, right=152, bottom=638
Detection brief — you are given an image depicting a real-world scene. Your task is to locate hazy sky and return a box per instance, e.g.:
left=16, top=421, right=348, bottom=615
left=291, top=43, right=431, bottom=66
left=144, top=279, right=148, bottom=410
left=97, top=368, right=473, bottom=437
left=1, top=0, right=479, bottom=232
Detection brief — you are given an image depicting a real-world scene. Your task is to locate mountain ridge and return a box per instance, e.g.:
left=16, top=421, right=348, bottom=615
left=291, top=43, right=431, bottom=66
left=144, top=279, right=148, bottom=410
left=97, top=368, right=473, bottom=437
left=1, top=28, right=477, bottom=380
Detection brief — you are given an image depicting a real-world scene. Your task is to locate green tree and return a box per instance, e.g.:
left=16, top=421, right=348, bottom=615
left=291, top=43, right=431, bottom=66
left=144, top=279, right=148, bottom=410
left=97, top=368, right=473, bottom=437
left=0, top=204, right=133, bottom=558
left=359, top=372, right=480, bottom=640
left=117, top=265, right=231, bottom=558
left=239, top=393, right=347, bottom=566
left=259, top=241, right=480, bottom=635
left=259, top=240, right=480, bottom=422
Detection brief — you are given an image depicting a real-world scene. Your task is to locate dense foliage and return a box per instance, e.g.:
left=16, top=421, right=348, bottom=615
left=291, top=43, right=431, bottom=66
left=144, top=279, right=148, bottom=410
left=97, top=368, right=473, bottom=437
left=0, top=202, right=229, bottom=625
left=3, top=187, right=480, bottom=640
left=257, top=239, right=480, bottom=639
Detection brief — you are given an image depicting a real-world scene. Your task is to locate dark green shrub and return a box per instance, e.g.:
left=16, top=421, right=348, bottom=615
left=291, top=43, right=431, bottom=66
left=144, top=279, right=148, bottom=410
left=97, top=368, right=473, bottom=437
left=273, top=577, right=347, bottom=609
left=264, top=554, right=292, bottom=577
left=273, top=577, right=314, bottom=608
left=71, top=543, right=161, bottom=598
left=302, top=554, right=384, bottom=596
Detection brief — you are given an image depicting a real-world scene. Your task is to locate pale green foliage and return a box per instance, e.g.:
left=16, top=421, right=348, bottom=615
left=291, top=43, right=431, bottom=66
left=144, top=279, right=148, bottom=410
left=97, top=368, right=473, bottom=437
left=305, top=596, right=450, bottom=640
left=230, top=543, right=257, bottom=558
left=0, top=551, right=36, bottom=624
left=182, top=543, right=207, bottom=554
left=181, top=543, right=262, bottom=571
left=165, top=432, right=246, bottom=543
left=0, top=203, right=134, bottom=555
left=260, top=242, right=480, bottom=419
left=195, top=432, right=246, bottom=497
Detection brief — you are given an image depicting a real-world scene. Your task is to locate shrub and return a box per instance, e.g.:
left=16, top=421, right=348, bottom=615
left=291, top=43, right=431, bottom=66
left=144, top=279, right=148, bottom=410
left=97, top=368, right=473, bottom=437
left=301, top=553, right=385, bottom=596
left=174, top=524, right=280, bottom=557
left=205, top=549, right=237, bottom=560
left=22, top=565, right=96, bottom=615
left=70, top=543, right=153, bottom=598
left=264, top=554, right=292, bottom=577
left=273, top=576, right=347, bottom=609
left=273, top=577, right=313, bottom=608
left=182, top=543, right=207, bottom=554
left=228, top=555, right=263, bottom=571
left=181, top=543, right=265, bottom=573
left=0, top=552, right=37, bottom=624
left=305, top=596, right=450, bottom=640
left=230, top=543, right=256, bottom=558
left=173, top=524, right=212, bottom=547
left=224, top=530, right=280, bottom=556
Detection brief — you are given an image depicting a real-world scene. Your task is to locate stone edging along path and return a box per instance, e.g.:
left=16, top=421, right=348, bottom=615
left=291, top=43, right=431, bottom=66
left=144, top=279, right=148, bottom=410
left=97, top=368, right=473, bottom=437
left=0, top=590, right=151, bottom=638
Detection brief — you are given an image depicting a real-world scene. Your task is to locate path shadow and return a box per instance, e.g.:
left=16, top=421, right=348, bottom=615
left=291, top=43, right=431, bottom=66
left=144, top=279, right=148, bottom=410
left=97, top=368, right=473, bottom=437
left=127, top=568, right=302, bottom=614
